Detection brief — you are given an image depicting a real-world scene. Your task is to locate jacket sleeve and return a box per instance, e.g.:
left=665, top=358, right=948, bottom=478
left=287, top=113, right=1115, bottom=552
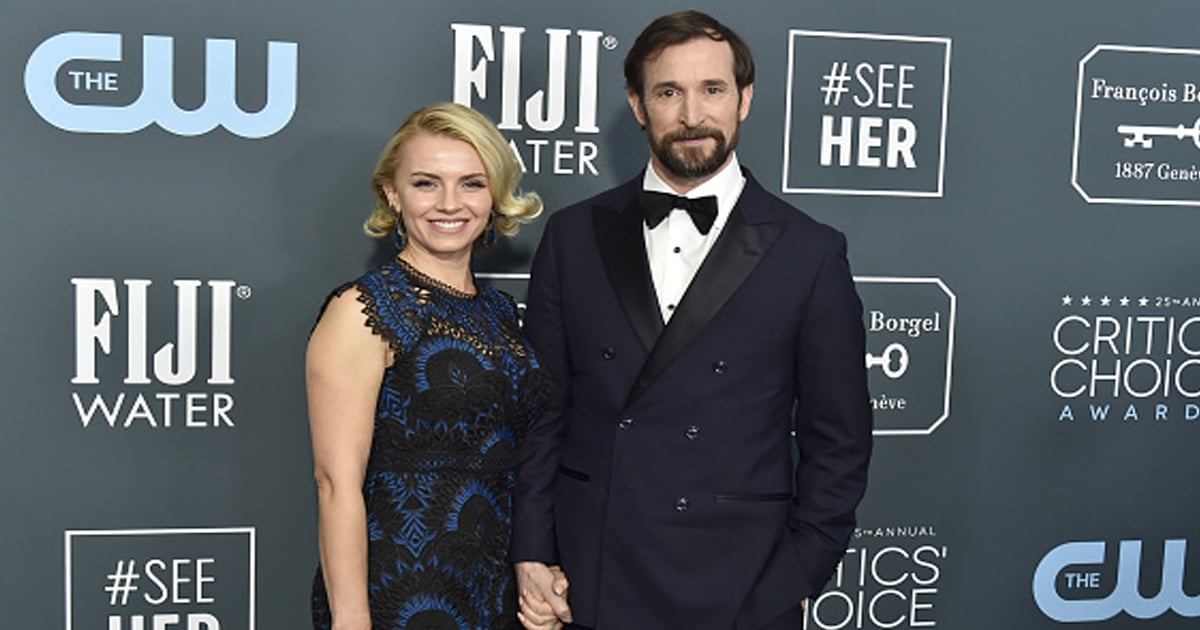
left=510, top=214, right=572, bottom=564
left=788, top=230, right=873, bottom=597
left=736, top=229, right=873, bottom=630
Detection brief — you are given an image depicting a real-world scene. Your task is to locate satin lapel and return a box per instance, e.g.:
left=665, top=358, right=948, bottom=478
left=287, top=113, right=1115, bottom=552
left=593, top=198, right=664, bottom=352
left=629, top=202, right=783, bottom=402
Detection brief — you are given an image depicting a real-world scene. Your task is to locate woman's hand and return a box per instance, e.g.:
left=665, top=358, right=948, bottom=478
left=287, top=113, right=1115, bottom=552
left=515, top=561, right=571, bottom=629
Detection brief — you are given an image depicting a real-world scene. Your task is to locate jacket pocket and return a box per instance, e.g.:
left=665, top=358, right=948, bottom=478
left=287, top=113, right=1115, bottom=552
left=558, top=464, right=590, bottom=482
left=714, top=492, right=790, bottom=502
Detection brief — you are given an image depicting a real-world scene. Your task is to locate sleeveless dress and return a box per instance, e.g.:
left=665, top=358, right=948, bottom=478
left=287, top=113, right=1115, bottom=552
left=311, top=257, right=551, bottom=630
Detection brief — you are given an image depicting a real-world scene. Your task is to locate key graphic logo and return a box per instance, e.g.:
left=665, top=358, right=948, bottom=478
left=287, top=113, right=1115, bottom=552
left=1073, top=44, right=1200, bottom=205
left=855, top=277, right=956, bottom=436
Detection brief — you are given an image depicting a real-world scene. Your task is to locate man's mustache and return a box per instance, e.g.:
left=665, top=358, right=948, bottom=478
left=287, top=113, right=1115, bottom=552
left=663, top=127, right=724, bottom=144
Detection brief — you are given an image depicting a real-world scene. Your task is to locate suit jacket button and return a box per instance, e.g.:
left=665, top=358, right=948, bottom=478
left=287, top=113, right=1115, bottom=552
left=602, top=347, right=616, bottom=360
left=674, top=497, right=690, bottom=512
left=712, top=360, right=727, bottom=374
left=685, top=425, right=700, bottom=440
left=618, top=417, right=633, bottom=430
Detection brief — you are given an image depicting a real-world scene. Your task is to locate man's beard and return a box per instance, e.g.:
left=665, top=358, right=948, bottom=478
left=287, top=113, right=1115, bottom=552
left=649, top=124, right=738, bottom=180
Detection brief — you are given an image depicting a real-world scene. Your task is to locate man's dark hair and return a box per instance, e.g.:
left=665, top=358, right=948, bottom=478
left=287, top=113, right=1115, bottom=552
left=623, top=10, right=755, bottom=98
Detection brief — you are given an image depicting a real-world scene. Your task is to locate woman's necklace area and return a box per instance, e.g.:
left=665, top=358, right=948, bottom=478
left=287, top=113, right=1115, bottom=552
left=395, top=254, right=477, bottom=298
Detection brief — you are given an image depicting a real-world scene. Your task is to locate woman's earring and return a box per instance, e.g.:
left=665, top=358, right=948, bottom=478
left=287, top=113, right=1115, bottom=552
left=484, top=214, right=497, bottom=247
left=393, top=209, right=405, bottom=250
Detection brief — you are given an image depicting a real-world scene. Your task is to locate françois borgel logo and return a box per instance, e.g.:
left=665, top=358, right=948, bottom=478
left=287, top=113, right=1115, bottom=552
left=1033, top=538, right=1199, bottom=623
left=450, top=23, right=618, bottom=177
left=1050, top=292, right=1200, bottom=425
left=855, top=277, right=956, bottom=436
left=1073, top=44, right=1200, bottom=206
left=805, top=525, right=945, bottom=629
left=65, top=527, right=255, bottom=630
left=24, top=31, right=297, bottom=138
left=783, top=30, right=951, bottom=197
left=71, top=278, right=250, bottom=429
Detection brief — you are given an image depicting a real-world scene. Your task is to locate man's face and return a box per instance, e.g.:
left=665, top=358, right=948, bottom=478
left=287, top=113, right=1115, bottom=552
left=628, top=36, right=753, bottom=190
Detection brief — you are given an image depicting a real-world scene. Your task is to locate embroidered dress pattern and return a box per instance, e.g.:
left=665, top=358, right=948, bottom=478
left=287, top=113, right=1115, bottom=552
left=312, top=257, right=551, bottom=630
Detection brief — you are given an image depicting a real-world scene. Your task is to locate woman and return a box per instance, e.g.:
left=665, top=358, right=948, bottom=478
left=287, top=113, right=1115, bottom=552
left=308, top=103, right=559, bottom=629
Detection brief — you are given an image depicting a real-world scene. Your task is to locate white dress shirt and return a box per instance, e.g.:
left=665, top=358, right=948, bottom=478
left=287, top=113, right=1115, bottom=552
left=642, top=154, right=746, bottom=323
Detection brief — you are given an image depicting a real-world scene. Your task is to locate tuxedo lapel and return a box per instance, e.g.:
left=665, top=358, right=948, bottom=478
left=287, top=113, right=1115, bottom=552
left=629, top=175, right=784, bottom=402
left=593, top=190, right=664, bottom=352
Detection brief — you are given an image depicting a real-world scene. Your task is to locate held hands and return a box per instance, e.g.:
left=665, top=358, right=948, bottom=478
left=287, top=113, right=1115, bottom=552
left=515, top=561, right=571, bottom=630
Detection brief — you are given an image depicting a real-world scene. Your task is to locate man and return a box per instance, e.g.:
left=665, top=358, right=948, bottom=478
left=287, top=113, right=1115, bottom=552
left=512, top=10, right=872, bottom=630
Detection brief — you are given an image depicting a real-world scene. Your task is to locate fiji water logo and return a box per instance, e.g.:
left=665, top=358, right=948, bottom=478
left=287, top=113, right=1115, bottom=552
left=1033, top=539, right=1200, bottom=622
left=451, top=23, right=616, bottom=176
left=70, top=278, right=250, bottom=429
left=24, top=31, right=297, bottom=138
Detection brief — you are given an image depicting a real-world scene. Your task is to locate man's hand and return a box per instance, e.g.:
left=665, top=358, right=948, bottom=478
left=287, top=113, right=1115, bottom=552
left=515, top=561, right=572, bottom=630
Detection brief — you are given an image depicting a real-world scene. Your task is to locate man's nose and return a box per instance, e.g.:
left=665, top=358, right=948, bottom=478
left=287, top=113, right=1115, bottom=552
left=679, top=92, right=705, bottom=127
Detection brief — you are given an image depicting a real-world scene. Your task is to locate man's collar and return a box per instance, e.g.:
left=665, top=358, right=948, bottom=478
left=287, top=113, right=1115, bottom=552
left=642, top=153, right=743, bottom=199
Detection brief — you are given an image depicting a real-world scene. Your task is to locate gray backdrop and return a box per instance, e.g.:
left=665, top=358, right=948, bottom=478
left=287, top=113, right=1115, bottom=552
left=3, top=0, right=1198, bottom=628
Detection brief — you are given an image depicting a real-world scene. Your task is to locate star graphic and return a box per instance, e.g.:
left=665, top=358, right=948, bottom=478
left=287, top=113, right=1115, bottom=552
left=1081, top=295, right=1093, bottom=306
left=1061, top=295, right=1072, bottom=306
left=1138, top=296, right=1150, bottom=307
left=1100, top=296, right=1112, bottom=307
left=1120, top=296, right=1130, bottom=307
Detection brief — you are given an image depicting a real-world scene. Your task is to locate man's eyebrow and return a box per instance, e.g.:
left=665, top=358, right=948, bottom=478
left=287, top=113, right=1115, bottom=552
left=649, top=78, right=730, bottom=91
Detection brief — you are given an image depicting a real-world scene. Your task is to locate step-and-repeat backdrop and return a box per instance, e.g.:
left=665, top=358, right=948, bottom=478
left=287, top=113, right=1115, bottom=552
left=3, top=1, right=1197, bottom=627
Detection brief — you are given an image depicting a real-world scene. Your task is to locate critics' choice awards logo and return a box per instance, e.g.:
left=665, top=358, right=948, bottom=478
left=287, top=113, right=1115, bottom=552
left=1051, top=293, right=1200, bottom=425
left=1073, top=45, right=1200, bottom=206
left=451, top=23, right=617, bottom=177
left=804, top=525, right=945, bottom=629
left=71, top=278, right=251, bottom=429
left=65, top=527, right=255, bottom=630
left=856, top=277, right=956, bottom=436
left=1033, top=539, right=1199, bottom=623
left=25, top=31, right=297, bottom=138
left=783, top=31, right=951, bottom=197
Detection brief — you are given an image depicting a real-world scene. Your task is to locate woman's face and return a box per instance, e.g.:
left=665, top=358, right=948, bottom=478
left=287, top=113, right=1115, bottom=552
left=384, top=133, right=492, bottom=262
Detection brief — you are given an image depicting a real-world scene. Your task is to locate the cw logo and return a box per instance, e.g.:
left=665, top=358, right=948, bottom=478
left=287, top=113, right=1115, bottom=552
left=24, top=31, right=297, bottom=139
left=1033, top=539, right=1200, bottom=622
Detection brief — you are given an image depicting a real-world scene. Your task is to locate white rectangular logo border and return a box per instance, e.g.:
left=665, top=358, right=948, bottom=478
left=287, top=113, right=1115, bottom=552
left=64, top=526, right=257, bottom=630
left=782, top=30, right=953, bottom=198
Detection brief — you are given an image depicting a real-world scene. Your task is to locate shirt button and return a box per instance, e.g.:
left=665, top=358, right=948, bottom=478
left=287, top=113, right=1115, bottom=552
left=618, top=418, right=633, bottom=430
left=712, top=360, right=727, bottom=374
left=667, top=304, right=676, bottom=311
left=685, top=425, right=700, bottom=440
left=673, top=246, right=682, bottom=254
left=602, top=347, right=616, bottom=360
left=674, top=497, right=690, bottom=512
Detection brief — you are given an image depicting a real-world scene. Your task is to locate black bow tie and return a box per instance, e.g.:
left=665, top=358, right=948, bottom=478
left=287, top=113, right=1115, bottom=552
left=639, top=191, right=718, bottom=235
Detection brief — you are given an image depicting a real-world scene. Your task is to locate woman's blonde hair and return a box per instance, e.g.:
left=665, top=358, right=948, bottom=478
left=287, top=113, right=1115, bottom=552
left=365, top=102, right=542, bottom=247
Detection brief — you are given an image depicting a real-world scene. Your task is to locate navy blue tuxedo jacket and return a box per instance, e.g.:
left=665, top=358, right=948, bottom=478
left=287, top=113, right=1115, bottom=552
left=512, top=169, right=872, bottom=630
